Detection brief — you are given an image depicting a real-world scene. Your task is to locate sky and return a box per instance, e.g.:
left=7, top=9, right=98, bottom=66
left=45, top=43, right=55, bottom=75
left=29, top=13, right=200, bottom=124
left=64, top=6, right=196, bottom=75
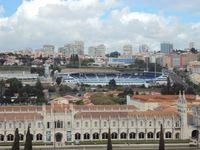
left=0, top=0, right=200, bottom=52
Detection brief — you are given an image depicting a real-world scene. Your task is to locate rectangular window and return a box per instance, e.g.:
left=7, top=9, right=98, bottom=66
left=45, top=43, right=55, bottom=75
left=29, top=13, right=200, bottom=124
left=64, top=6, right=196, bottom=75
left=47, top=122, right=50, bottom=128
left=122, top=121, right=125, bottom=127
left=104, top=121, right=106, bottom=127
left=94, top=121, right=97, bottom=127
left=113, top=121, right=116, bottom=127
left=131, top=121, right=134, bottom=127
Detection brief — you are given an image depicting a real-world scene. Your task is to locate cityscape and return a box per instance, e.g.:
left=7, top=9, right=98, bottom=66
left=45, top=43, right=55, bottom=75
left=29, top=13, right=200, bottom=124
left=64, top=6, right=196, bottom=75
left=1, top=0, right=200, bottom=150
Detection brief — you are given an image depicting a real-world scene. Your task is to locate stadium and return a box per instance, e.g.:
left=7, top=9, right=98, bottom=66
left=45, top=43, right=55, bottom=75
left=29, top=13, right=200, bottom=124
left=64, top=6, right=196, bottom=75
left=56, top=69, right=168, bottom=87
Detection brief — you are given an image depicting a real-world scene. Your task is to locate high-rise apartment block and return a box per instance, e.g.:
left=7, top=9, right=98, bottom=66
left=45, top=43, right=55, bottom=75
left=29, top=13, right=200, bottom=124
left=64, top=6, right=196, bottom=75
left=88, top=46, right=96, bottom=57
left=58, top=41, right=84, bottom=56
left=160, top=42, right=173, bottom=53
left=189, top=42, right=195, bottom=49
left=139, top=44, right=149, bottom=53
left=88, top=44, right=106, bottom=57
left=123, top=44, right=132, bottom=56
left=96, top=44, right=106, bottom=57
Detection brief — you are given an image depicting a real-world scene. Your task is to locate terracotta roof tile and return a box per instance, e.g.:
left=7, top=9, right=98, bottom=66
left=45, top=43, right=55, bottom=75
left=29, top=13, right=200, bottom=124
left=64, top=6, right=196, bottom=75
left=0, top=113, right=43, bottom=120
left=73, top=105, right=137, bottom=111
left=74, top=110, right=178, bottom=119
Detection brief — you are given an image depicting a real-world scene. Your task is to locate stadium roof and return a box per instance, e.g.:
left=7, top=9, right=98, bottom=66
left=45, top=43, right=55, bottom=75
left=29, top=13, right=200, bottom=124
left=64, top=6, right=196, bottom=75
left=61, top=68, right=119, bottom=73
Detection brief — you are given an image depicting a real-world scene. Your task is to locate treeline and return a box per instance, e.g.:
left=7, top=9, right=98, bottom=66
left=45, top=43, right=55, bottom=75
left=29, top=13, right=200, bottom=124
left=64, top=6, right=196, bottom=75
left=0, top=78, right=45, bottom=104
left=161, top=77, right=195, bottom=95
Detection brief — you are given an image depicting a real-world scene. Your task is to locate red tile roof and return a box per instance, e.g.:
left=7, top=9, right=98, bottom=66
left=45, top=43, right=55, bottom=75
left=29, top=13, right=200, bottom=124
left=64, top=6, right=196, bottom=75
left=0, top=113, right=43, bottom=120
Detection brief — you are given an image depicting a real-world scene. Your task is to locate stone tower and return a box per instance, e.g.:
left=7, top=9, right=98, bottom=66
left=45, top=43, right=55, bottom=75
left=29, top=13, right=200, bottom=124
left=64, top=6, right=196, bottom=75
left=177, top=91, right=188, bottom=139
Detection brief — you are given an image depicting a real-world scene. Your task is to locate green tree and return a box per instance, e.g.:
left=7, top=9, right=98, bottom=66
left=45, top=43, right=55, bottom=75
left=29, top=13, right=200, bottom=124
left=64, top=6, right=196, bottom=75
left=59, top=85, right=74, bottom=96
left=34, top=79, right=44, bottom=103
left=56, top=77, right=62, bottom=85
left=12, top=128, right=20, bottom=150
left=30, top=67, right=45, bottom=76
left=107, top=127, right=112, bottom=150
left=0, top=79, right=5, bottom=98
left=166, top=77, right=171, bottom=94
left=159, top=124, right=165, bottom=150
left=108, top=79, right=117, bottom=90
left=24, top=127, right=32, bottom=150
left=6, top=78, right=23, bottom=96
left=69, top=54, right=79, bottom=68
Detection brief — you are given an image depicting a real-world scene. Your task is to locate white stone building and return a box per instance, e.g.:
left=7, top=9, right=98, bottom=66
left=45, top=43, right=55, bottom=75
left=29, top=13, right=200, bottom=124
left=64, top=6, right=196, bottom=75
left=0, top=93, right=196, bottom=146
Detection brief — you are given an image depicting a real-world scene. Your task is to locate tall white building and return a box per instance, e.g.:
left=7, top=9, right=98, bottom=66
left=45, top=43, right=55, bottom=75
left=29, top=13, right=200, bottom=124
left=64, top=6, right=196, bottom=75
left=88, top=44, right=106, bottom=57
left=189, top=42, right=195, bottom=49
left=88, top=46, right=96, bottom=57
left=73, top=41, right=84, bottom=55
left=58, top=41, right=84, bottom=56
left=123, top=45, right=132, bottom=56
left=96, top=44, right=106, bottom=57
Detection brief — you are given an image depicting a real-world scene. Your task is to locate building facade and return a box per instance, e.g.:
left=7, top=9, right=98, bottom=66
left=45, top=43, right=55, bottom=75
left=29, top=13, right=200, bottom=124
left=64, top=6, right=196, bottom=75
left=0, top=94, right=196, bottom=146
left=139, top=44, right=149, bottom=53
left=59, top=41, right=84, bottom=56
left=123, top=45, right=133, bottom=56
left=160, top=42, right=173, bottom=53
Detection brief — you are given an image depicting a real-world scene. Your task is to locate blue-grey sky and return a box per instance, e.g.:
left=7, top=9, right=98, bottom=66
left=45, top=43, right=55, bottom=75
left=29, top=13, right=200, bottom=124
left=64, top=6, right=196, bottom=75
left=0, top=0, right=200, bottom=51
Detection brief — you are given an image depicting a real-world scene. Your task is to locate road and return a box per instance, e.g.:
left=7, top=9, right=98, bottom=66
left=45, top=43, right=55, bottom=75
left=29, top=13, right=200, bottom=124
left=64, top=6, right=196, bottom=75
left=0, top=144, right=196, bottom=150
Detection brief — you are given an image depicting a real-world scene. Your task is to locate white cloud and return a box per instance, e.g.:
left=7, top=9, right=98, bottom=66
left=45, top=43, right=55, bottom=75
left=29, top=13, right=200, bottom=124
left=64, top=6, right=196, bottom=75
left=0, top=0, right=200, bottom=52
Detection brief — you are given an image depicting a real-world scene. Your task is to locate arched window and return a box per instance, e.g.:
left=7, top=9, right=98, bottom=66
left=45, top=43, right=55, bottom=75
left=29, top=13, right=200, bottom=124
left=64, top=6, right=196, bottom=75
left=149, top=121, right=152, bottom=127
left=147, top=132, right=154, bottom=139
left=165, top=132, right=172, bottom=139
left=120, top=132, right=127, bottom=139
left=102, top=132, right=108, bottom=139
left=129, top=132, right=136, bottom=139
left=0, top=134, right=4, bottom=141
left=7, top=134, right=14, bottom=141
left=175, top=133, right=180, bottom=139
left=93, top=133, right=99, bottom=139
left=111, top=132, right=117, bottom=139
left=83, top=133, right=90, bottom=140
left=55, top=120, right=63, bottom=128
left=139, top=132, right=144, bottom=139
left=19, top=134, right=24, bottom=141
left=75, top=133, right=81, bottom=140
left=156, top=132, right=160, bottom=138
left=36, top=133, right=43, bottom=141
